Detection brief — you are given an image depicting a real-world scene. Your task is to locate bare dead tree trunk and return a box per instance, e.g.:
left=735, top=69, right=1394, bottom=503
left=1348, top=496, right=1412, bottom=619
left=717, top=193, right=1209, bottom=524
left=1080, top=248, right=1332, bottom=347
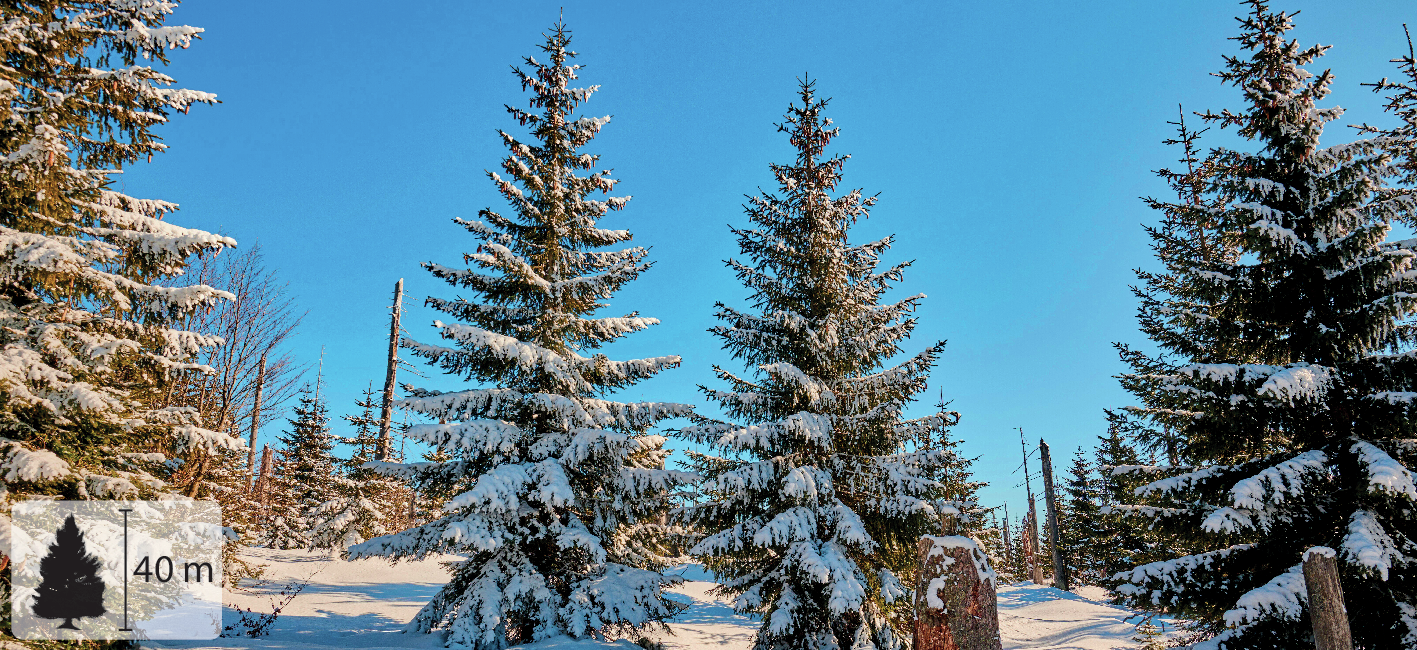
left=1303, top=547, right=1353, bottom=650
left=377, top=278, right=403, bottom=460
left=185, top=452, right=208, bottom=498
left=915, top=535, right=1003, bottom=650
left=257, top=445, right=274, bottom=506
left=1002, top=503, right=1012, bottom=571
left=246, top=351, right=267, bottom=493
left=1019, top=429, right=1045, bottom=584
left=1025, top=511, right=1042, bottom=584
left=1040, top=439, right=1067, bottom=591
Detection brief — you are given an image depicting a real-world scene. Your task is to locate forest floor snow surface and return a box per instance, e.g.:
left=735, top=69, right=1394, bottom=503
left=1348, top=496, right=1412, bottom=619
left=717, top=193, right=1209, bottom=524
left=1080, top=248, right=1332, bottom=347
left=148, top=549, right=1157, bottom=650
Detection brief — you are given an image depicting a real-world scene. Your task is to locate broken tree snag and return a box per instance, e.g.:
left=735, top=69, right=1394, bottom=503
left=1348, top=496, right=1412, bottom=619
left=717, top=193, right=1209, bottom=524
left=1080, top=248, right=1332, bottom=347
left=915, top=535, right=1003, bottom=650
left=377, top=278, right=404, bottom=460
left=246, top=351, right=267, bottom=493
left=257, top=444, right=274, bottom=505
left=1302, top=547, right=1353, bottom=650
left=1040, top=439, right=1068, bottom=591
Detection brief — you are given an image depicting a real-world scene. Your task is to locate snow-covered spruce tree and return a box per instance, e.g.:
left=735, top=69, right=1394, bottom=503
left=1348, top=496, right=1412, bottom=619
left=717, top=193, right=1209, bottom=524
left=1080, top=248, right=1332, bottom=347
left=1109, top=4, right=1417, bottom=647
left=0, top=1, right=237, bottom=499
left=346, top=22, right=691, bottom=649
left=0, top=3, right=237, bottom=635
left=681, top=79, right=960, bottom=650
left=1091, top=418, right=1155, bottom=584
left=1359, top=26, right=1417, bottom=194
left=263, top=388, right=338, bottom=550
left=1058, top=448, right=1104, bottom=586
left=309, top=385, right=397, bottom=551
left=1112, top=106, right=1237, bottom=467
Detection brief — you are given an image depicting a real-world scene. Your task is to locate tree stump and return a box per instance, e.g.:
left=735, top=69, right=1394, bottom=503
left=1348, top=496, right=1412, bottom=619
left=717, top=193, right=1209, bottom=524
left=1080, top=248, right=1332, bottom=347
left=1302, top=547, right=1353, bottom=650
left=915, top=535, right=1003, bottom=650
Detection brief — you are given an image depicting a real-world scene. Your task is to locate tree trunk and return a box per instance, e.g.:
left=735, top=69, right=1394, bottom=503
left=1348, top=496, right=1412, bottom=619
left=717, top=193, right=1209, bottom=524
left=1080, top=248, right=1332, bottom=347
left=1019, top=429, right=1045, bottom=584
left=1040, top=439, right=1068, bottom=591
left=257, top=445, right=274, bottom=505
left=1303, top=547, right=1353, bottom=650
left=915, top=535, right=1003, bottom=650
left=377, top=278, right=403, bottom=460
left=246, top=351, right=267, bottom=493
left=1023, top=510, right=1044, bottom=584
left=1001, top=503, right=1012, bottom=571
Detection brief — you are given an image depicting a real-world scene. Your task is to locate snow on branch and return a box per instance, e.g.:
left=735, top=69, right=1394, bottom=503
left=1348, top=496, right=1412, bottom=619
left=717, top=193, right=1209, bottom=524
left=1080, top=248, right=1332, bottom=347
left=1255, top=363, right=1333, bottom=403
left=1342, top=509, right=1399, bottom=581
left=1352, top=440, right=1417, bottom=501
left=1222, top=562, right=1306, bottom=626
left=1135, top=464, right=1230, bottom=497
left=1226, top=450, right=1328, bottom=511
left=1114, top=544, right=1255, bottom=606
left=403, top=419, right=522, bottom=456
left=0, top=440, right=70, bottom=483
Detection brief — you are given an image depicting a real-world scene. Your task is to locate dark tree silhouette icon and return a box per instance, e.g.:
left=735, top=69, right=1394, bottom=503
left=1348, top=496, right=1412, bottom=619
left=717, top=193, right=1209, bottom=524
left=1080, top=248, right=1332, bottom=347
left=32, top=514, right=106, bottom=630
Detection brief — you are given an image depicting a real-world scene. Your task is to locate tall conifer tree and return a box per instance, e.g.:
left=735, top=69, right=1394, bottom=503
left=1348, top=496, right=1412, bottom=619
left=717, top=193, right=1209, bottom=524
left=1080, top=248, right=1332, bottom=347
left=682, top=80, right=961, bottom=650
left=349, top=22, right=691, bottom=649
left=1110, top=4, right=1417, bottom=647
left=1092, top=419, right=1152, bottom=584
left=0, top=2, right=238, bottom=633
left=0, top=2, right=237, bottom=497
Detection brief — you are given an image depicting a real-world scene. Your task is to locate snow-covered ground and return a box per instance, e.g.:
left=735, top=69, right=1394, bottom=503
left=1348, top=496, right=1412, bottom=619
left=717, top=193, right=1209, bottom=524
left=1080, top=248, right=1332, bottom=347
left=149, top=550, right=1162, bottom=650
left=998, top=583, right=1162, bottom=649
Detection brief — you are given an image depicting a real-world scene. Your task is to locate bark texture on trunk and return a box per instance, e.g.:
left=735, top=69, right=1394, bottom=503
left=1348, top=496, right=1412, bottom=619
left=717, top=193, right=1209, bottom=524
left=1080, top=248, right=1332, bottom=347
left=1040, top=439, right=1067, bottom=591
left=246, top=352, right=267, bottom=493
left=377, top=278, right=403, bottom=460
left=1303, top=547, right=1352, bottom=650
left=915, top=535, right=1003, bottom=650
left=256, top=445, right=274, bottom=505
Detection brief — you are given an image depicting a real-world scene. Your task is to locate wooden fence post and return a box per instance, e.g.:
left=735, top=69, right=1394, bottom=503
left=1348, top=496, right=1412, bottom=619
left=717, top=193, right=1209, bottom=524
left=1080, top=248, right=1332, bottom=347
left=915, top=535, right=1003, bottom=650
left=1303, top=547, right=1353, bottom=650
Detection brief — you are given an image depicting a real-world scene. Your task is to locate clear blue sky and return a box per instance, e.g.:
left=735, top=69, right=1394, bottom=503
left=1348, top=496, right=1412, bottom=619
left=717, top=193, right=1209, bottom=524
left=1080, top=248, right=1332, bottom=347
left=125, top=0, right=1415, bottom=517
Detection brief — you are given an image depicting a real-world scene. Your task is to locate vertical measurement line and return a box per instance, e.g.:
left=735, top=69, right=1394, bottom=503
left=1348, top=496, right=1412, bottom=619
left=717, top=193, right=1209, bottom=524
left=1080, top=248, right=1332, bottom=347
left=119, top=508, right=132, bottom=632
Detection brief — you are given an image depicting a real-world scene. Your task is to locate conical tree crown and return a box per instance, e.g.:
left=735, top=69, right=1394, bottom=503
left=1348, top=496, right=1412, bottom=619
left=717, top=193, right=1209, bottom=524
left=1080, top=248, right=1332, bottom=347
left=277, top=388, right=337, bottom=500
left=420, top=24, right=656, bottom=375
left=1109, top=3, right=1417, bottom=647
left=348, top=22, right=690, bottom=649
left=684, top=79, right=963, bottom=650
left=32, top=515, right=106, bottom=623
left=343, top=383, right=384, bottom=467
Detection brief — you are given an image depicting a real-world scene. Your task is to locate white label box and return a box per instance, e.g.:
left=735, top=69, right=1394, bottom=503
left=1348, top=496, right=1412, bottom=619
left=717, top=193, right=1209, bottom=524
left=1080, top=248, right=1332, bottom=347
left=11, top=500, right=223, bottom=640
